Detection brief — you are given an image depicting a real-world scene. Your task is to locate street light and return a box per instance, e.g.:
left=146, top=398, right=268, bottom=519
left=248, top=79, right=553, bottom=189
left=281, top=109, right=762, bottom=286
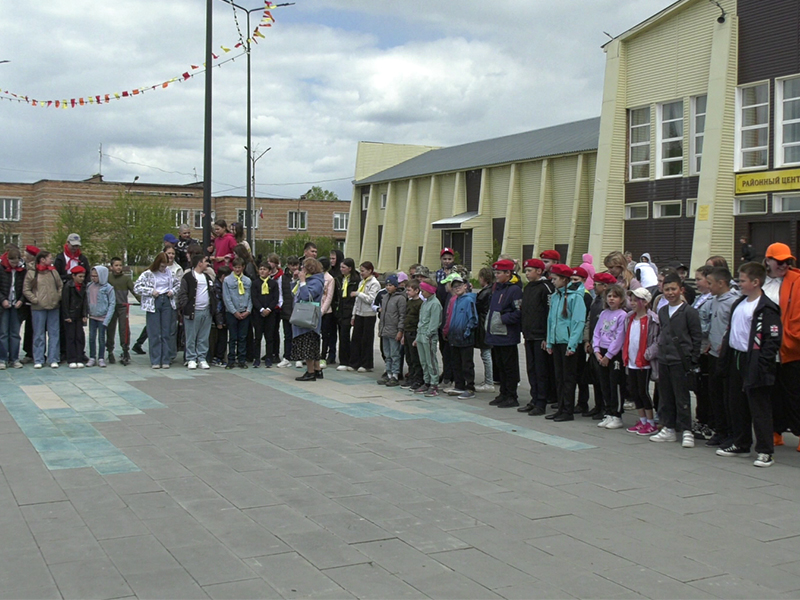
left=250, top=145, right=271, bottom=198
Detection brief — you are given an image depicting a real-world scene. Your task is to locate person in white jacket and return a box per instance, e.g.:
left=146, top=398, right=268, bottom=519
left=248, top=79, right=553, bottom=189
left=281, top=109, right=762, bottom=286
left=346, top=261, right=381, bottom=372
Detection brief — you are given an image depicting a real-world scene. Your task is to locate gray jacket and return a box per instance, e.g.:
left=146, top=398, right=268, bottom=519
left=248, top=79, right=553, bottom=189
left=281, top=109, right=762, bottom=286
left=378, top=290, right=406, bottom=338
left=708, top=289, right=740, bottom=358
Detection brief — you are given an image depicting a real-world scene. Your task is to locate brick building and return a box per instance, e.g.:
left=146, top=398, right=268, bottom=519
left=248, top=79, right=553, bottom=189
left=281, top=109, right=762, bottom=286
left=0, top=176, right=350, bottom=252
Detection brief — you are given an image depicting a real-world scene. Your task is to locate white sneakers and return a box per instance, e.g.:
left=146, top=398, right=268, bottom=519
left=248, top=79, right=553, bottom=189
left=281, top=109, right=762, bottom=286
left=319, top=360, right=327, bottom=369
left=682, top=431, right=695, bottom=448
left=650, top=427, right=677, bottom=442
left=336, top=365, right=349, bottom=371
left=187, top=360, right=197, bottom=370
left=597, top=416, right=624, bottom=429
left=86, top=358, right=96, bottom=367
left=277, top=359, right=292, bottom=368
left=199, top=361, right=210, bottom=370
left=295, top=361, right=303, bottom=368
left=50, top=362, right=59, bottom=369
left=69, top=363, right=78, bottom=369
left=34, top=363, right=43, bottom=369
left=475, top=384, right=495, bottom=393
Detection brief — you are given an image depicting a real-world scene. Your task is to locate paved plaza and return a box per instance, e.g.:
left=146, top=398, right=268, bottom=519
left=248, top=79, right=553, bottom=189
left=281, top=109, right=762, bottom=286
left=2, top=318, right=800, bottom=599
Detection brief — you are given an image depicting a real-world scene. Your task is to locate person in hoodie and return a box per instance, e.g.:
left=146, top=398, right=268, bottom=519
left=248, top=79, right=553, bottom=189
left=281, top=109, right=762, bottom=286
left=85, top=266, right=115, bottom=367
left=580, top=254, right=596, bottom=296
left=62, top=266, right=88, bottom=368
left=442, top=274, right=478, bottom=399
left=545, top=264, right=587, bottom=421
left=486, top=259, right=523, bottom=408
left=622, top=287, right=660, bottom=436
left=634, top=253, right=659, bottom=289
left=207, top=220, right=238, bottom=273
left=0, top=247, right=25, bottom=369
left=592, top=284, right=628, bottom=430
left=518, top=259, right=555, bottom=416
left=377, top=274, right=407, bottom=387
left=106, top=257, right=140, bottom=366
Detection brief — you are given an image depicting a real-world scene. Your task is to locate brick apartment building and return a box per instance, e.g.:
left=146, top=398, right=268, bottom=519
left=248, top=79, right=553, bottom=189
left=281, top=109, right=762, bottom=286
left=0, top=176, right=351, bottom=252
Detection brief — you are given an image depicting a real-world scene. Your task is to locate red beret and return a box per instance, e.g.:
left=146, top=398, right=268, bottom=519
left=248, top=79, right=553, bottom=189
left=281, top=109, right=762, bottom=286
left=26, top=245, right=40, bottom=256
left=550, top=264, right=573, bottom=278
left=572, top=267, right=588, bottom=280
left=440, top=247, right=455, bottom=257
left=593, top=272, right=618, bottom=285
left=492, top=259, right=516, bottom=271
left=70, top=266, right=86, bottom=274
left=539, top=249, right=560, bottom=261
left=523, top=258, right=545, bottom=270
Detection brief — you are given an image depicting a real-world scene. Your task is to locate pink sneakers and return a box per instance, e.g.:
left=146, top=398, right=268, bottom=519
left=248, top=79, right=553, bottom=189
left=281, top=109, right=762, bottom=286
left=626, top=421, right=645, bottom=434
left=637, top=422, right=658, bottom=436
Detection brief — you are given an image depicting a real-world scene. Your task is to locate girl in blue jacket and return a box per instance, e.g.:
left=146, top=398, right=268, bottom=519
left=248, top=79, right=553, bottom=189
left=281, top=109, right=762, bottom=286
left=546, top=265, right=588, bottom=421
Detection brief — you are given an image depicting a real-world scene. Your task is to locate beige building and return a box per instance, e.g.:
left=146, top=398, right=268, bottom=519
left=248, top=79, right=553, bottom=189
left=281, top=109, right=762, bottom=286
left=0, top=176, right=350, bottom=253
left=346, top=120, right=600, bottom=274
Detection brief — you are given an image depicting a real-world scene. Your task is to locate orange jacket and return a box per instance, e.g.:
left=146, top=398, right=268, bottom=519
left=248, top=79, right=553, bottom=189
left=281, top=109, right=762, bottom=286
left=780, top=267, right=800, bottom=363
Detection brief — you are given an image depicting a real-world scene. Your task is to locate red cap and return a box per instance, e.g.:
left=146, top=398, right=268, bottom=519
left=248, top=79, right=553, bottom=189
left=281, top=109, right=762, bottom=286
left=492, top=259, right=516, bottom=271
left=539, top=249, right=560, bottom=261
left=70, top=265, right=86, bottom=274
left=440, top=247, right=455, bottom=257
left=593, top=272, right=617, bottom=285
left=572, top=267, right=588, bottom=280
left=550, top=264, right=573, bottom=278
left=523, top=258, right=545, bottom=270
left=26, top=245, right=40, bottom=256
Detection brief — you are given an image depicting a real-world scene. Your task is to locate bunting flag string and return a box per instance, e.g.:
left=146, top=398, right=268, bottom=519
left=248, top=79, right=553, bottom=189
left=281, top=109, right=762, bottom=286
left=0, top=1, right=278, bottom=109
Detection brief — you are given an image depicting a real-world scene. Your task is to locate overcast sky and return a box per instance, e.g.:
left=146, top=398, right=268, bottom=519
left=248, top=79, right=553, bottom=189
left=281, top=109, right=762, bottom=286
left=0, top=0, right=671, bottom=202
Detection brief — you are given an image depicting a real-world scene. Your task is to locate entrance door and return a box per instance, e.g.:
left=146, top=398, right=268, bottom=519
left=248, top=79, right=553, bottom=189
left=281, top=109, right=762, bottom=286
left=750, top=221, right=791, bottom=262
left=442, top=230, right=473, bottom=271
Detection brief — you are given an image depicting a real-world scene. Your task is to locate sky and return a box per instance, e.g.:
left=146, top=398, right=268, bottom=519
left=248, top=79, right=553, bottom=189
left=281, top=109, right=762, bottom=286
left=0, top=0, right=672, bottom=202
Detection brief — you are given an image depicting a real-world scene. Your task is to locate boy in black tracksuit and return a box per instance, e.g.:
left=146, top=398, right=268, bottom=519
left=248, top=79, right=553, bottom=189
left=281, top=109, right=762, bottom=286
left=518, top=259, right=555, bottom=415
left=716, top=262, right=782, bottom=466
left=278, top=258, right=299, bottom=365
left=62, top=267, right=88, bottom=366
left=252, top=263, right=279, bottom=368
left=486, top=259, right=523, bottom=408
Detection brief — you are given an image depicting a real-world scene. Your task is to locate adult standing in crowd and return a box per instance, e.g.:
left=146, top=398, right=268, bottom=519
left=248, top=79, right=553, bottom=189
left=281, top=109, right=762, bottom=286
left=23, top=250, right=63, bottom=369
left=292, top=257, right=325, bottom=381
left=348, top=261, right=380, bottom=372
left=335, top=258, right=360, bottom=371
left=175, top=224, right=199, bottom=271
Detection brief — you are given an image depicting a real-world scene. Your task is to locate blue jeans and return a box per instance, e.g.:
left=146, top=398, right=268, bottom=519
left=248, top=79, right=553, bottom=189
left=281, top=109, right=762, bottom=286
left=89, top=319, right=106, bottom=360
left=184, top=307, right=212, bottom=363
left=226, top=312, right=250, bottom=364
left=382, top=336, right=402, bottom=377
left=0, top=306, right=21, bottom=364
left=145, top=296, right=175, bottom=366
left=32, top=308, right=60, bottom=365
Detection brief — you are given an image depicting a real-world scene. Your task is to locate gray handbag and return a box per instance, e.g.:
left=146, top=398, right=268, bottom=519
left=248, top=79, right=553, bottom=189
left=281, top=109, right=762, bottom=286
left=290, top=301, right=321, bottom=329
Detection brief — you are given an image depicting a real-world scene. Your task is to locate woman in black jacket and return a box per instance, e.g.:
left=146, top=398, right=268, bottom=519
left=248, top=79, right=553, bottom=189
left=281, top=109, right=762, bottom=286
left=334, top=258, right=360, bottom=371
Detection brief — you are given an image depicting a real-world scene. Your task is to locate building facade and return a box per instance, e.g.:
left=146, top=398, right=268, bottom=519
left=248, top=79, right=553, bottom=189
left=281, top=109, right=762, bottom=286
left=0, top=176, right=350, bottom=253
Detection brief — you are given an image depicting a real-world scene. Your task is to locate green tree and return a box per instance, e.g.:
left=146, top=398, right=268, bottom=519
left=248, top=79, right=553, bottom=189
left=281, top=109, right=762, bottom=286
left=276, top=234, right=339, bottom=263
left=304, top=186, right=339, bottom=202
left=103, top=192, right=175, bottom=266
left=49, top=203, right=107, bottom=265
left=484, top=239, right=502, bottom=268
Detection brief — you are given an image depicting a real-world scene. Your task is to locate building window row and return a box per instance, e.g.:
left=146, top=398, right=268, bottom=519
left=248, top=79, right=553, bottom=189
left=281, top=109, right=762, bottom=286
left=288, top=210, right=307, bottom=231
left=624, top=199, right=692, bottom=220
left=0, top=198, right=21, bottom=222
left=736, top=193, right=800, bottom=215
left=333, top=212, right=349, bottom=231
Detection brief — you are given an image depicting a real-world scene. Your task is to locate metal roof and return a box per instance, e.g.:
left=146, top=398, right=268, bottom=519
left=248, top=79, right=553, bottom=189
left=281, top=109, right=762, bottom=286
left=355, top=116, right=600, bottom=185
left=431, top=211, right=480, bottom=229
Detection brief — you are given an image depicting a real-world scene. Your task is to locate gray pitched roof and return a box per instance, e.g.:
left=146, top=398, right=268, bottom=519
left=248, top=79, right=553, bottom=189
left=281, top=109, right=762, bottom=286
left=355, top=116, right=600, bottom=185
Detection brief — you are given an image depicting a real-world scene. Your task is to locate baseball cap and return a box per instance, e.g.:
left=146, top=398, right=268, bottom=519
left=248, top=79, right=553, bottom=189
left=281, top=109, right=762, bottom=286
left=440, top=247, right=455, bottom=257
left=163, top=233, right=179, bottom=245
left=630, top=287, right=653, bottom=303
left=523, top=259, right=545, bottom=270
left=539, top=249, right=560, bottom=261
left=492, top=259, right=515, bottom=271
left=67, top=233, right=81, bottom=246
left=766, top=242, right=795, bottom=261
left=442, top=273, right=465, bottom=286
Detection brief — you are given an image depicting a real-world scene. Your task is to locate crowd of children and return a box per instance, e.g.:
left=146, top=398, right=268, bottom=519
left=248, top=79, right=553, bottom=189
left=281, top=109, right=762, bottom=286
left=2, top=230, right=797, bottom=468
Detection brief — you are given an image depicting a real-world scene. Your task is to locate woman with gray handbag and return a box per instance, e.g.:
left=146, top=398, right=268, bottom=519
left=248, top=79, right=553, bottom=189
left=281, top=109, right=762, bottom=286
left=291, top=257, right=325, bottom=381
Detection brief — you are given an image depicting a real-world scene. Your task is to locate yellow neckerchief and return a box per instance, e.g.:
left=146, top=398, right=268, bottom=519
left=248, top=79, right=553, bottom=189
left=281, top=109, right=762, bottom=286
left=260, top=276, right=270, bottom=295
left=357, top=275, right=372, bottom=294
left=234, top=273, right=245, bottom=295
left=342, top=274, right=350, bottom=297
left=292, top=280, right=300, bottom=295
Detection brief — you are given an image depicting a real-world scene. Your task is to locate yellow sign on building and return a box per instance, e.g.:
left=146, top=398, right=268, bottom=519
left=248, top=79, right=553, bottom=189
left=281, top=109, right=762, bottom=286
left=735, top=168, right=800, bottom=194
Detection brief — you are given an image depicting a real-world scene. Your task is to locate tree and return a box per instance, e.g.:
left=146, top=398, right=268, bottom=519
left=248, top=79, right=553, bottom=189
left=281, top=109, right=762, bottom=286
left=275, top=234, right=339, bottom=263
left=484, top=239, right=502, bottom=268
left=304, top=186, right=339, bottom=202
left=49, top=203, right=107, bottom=265
left=103, top=192, right=175, bottom=266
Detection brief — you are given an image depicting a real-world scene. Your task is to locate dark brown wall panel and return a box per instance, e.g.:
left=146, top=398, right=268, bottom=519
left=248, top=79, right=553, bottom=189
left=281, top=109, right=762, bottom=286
left=625, top=177, right=700, bottom=203
left=738, top=0, right=800, bottom=85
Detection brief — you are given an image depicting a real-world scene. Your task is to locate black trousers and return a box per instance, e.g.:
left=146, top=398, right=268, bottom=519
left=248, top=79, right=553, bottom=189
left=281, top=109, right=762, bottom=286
left=695, top=352, right=711, bottom=425
left=212, top=324, right=227, bottom=362
left=450, top=344, right=475, bottom=392
left=708, top=354, right=730, bottom=439
left=494, top=344, right=520, bottom=400
left=281, top=318, right=292, bottom=360
left=252, top=311, right=276, bottom=362
left=404, top=331, right=423, bottom=387
left=64, top=320, right=85, bottom=363
left=729, top=350, right=773, bottom=454
left=438, top=329, right=453, bottom=382
left=349, top=315, right=376, bottom=370
left=627, top=368, right=653, bottom=411
left=552, top=344, right=578, bottom=415
left=337, top=317, right=353, bottom=367
left=524, top=339, right=549, bottom=408
left=657, top=362, right=692, bottom=432
left=585, top=352, right=603, bottom=410
left=270, top=312, right=281, bottom=360
left=772, top=360, right=800, bottom=435
left=576, top=344, right=590, bottom=407
left=321, top=313, right=338, bottom=362
left=597, top=348, right=624, bottom=417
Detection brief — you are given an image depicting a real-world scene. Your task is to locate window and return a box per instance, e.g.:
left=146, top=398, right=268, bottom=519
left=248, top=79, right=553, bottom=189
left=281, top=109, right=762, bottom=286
left=361, top=193, right=369, bottom=211
left=172, top=209, right=190, bottom=228
left=164, top=192, right=178, bottom=197
left=237, top=209, right=259, bottom=229
left=777, top=75, right=800, bottom=167
left=624, top=202, right=648, bottom=220
left=657, top=101, right=683, bottom=178
left=193, top=210, right=203, bottom=229
left=380, top=193, right=387, bottom=209
left=333, top=212, right=349, bottom=231
left=774, top=194, right=800, bottom=213
left=336, top=239, right=346, bottom=251
left=1, top=233, right=20, bottom=247
left=260, top=239, right=283, bottom=252
left=629, top=107, right=651, bottom=180
left=180, top=193, right=195, bottom=198
left=737, top=83, right=769, bottom=170
left=0, top=198, right=20, bottom=221
left=735, top=196, right=767, bottom=215
left=653, top=200, right=681, bottom=218
left=288, top=211, right=307, bottom=230
left=686, top=199, right=697, bottom=218
left=691, top=95, right=706, bottom=174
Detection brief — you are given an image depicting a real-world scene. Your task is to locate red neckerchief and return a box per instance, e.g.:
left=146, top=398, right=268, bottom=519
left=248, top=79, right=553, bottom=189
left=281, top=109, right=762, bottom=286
left=0, top=253, right=23, bottom=273
left=75, top=283, right=82, bottom=292
left=36, top=263, right=56, bottom=272
left=63, top=243, right=81, bottom=259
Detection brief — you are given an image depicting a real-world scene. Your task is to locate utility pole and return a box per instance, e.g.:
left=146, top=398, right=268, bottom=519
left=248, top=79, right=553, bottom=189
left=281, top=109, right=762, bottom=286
left=202, top=0, right=214, bottom=251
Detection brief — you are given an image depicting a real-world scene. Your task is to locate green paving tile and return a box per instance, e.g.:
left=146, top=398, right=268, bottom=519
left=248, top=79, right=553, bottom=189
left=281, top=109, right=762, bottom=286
left=82, top=411, right=121, bottom=422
